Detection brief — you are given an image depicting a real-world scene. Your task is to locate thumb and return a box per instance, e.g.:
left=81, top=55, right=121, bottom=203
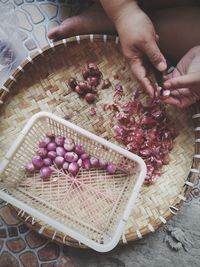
left=142, top=40, right=167, bottom=72
left=163, top=72, right=200, bottom=89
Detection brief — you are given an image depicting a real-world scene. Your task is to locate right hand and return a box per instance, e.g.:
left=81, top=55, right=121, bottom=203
left=114, top=3, right=167, bottom=96
left=163, top=46, right=200, bottom=108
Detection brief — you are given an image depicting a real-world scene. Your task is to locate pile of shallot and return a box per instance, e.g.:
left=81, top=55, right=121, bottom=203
left=68, top=63, right=111, bottom=103
left=25, top=133, right=116, bottom=180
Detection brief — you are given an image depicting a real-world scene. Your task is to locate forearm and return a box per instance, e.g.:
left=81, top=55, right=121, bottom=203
left=99, top=0, right=140, bottom=25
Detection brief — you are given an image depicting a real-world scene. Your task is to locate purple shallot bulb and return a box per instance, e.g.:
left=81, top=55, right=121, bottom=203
left=56, top=146, right=66, bottom=157
left=81, top=153, right=89, bottom=160
left=90, top=156, right=99, bottom=168
left=64, top=138, right=75, bottom=151
left=99, top=159, right=108, bottom=169
left=54, top=156, right=65, bottom=166
left=40, top=166, right=52, bottom=179
left=82, top=159, right=91, bottom=170
left=65, top=152, right=78, bottom=162
left=62, top=162, right=69, bottom=170
left=74, top=145, right=85, bottom=155
left=107, top=163, right=117, bottom=174
left=47, top=142, right=57, bottom=151
left=37, top=148, right=48, bottom=158
left=43, top=158, right=52, bottom=166
left=25, top=162, right=35, bottom=173
left=77, top=158, right=82, bottom=167
left=32, top=156, right=44, bottom=169
left=55, top=135, right=65, bottom=146
left=47, top=151, right=57, bottom=160
left=68, top=162, right=79, bottom=176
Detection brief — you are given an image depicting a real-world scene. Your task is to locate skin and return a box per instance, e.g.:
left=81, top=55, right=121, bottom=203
left=162, top=47, right=200, bottom=108
left=48, top=1, right=200, bottom=108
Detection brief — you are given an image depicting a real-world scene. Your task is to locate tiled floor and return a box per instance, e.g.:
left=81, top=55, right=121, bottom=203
left=0, top=1, right=200, bottom=266
left=9, top=0, right=80, bottom=55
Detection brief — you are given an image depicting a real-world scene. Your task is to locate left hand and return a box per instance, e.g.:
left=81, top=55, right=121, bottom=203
left=163, top=46, right=200, bottom=108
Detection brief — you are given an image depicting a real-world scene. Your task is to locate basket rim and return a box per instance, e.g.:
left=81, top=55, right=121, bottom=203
left=0, top=34, right=199, bottom=247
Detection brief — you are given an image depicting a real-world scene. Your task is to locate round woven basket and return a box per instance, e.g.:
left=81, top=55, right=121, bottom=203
left=0, top=35, right=199, bottom=248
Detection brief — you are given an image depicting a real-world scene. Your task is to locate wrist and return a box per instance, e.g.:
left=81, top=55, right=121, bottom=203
left=113, top=2, right=141, bottom=30
left=100, top=0, right=140, bottom=25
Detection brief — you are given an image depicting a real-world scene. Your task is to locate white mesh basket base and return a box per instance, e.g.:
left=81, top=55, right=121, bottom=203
left=0, top=112, right=146, bottom=252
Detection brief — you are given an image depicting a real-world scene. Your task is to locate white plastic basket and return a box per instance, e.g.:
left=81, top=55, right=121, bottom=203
left=0, top=111, right=146, bottom=252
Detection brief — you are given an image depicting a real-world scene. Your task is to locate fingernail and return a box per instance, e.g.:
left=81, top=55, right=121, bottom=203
left=157, top=62, right=167, bottom=72
left=163, top=81, right=171, bottom=89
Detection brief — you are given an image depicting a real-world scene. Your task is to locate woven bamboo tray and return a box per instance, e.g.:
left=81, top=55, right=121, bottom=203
left=0, top=35, right=199, bottom=248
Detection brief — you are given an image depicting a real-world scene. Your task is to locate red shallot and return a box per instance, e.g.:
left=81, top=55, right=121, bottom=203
left=25, top=162, right=35, bottom=173
left=40, top=166, right=52, bottom=179
left=32, top=156, right=44, bottom=169
left=68, top=162, right=79, bottom=176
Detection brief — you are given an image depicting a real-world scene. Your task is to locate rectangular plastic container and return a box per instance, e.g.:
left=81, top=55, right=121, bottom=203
left=0, top=112, right=146, bottom=252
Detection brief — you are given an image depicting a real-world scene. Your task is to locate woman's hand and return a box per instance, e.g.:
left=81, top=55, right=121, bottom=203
left=163, top=46, right=200, bottom=108
left=100, top=0, right=167, bottom=96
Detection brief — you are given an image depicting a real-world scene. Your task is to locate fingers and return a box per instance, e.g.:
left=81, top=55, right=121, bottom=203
left=48, top=18, right=78, bottom=40
left=48, top=24, right=69, bottom=40
left=163, top=96, right=184, bottom=108
left=142, top=40, right=167, bottom=72
left=163, top=95, right=197, bottom=108
left=129, top=58, right=155, bottom=97
left=163, top=72, right=200, bottom=90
